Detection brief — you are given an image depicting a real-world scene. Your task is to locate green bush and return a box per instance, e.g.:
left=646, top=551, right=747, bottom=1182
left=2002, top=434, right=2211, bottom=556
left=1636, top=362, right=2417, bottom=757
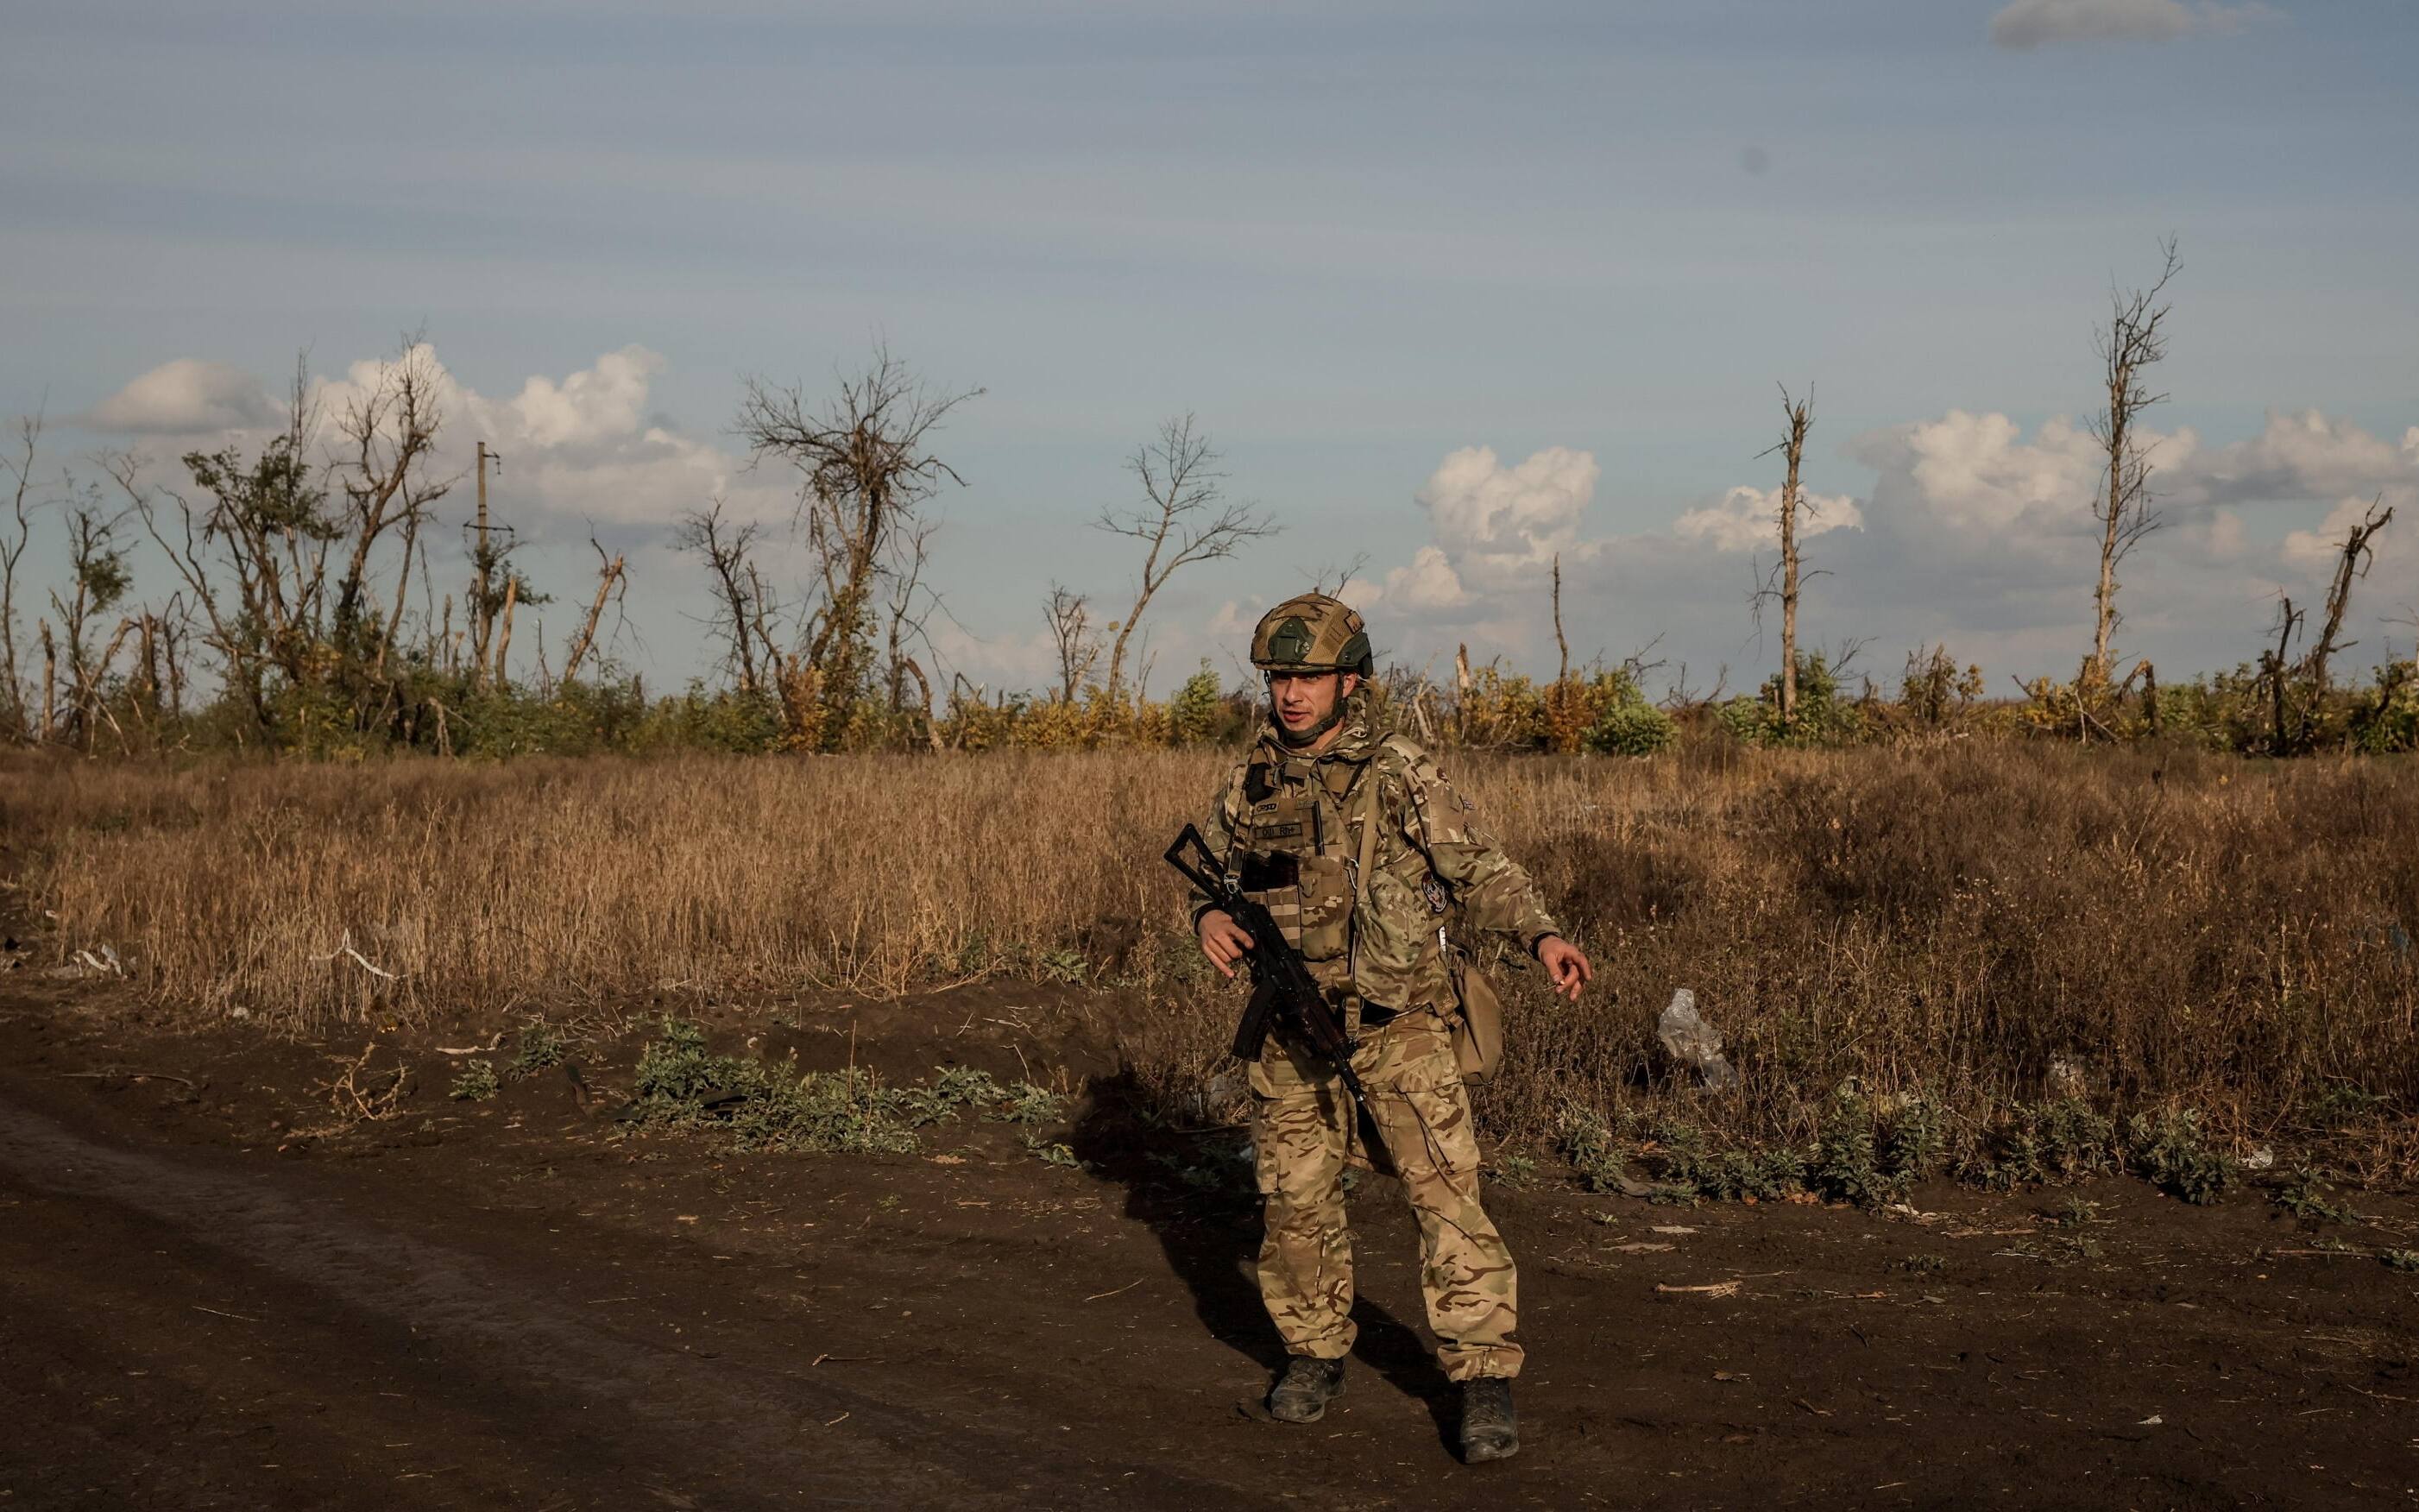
left=1584, top=701, right=1678, bottom=757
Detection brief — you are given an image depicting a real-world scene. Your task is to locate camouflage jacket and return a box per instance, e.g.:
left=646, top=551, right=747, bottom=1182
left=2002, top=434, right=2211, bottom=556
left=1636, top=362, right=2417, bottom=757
left=1192, top=689, right=1564, bottom=1024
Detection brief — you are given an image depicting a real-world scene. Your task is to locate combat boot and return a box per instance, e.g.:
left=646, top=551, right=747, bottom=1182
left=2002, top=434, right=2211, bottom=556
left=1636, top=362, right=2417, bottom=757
left=1458, top=1377, right=1518, bottom=1462
left=1267, top=1357, right=1346, bottom=1423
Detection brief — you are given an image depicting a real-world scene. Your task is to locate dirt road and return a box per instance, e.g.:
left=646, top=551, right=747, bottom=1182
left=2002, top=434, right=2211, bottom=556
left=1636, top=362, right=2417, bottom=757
left=1, top=988, right=2414, bottom=1510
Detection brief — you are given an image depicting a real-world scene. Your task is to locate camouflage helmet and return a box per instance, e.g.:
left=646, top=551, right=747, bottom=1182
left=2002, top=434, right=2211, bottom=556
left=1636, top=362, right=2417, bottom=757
left=1250, top=594, right=1373, bottom=677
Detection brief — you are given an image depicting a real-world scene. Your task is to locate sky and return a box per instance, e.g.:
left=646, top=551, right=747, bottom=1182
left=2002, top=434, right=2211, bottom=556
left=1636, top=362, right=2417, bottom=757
left=5, top=0, right=2416, bottom=700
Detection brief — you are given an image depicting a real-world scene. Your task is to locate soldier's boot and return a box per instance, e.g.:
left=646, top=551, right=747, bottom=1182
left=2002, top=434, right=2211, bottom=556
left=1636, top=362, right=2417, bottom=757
left=1267, top=1357, right=1347, bottom=1423
left=1458, top=1377, right=1518, bottom=1463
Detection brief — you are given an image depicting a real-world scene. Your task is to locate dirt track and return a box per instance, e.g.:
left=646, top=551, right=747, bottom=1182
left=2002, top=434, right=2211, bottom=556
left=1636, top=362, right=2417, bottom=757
left=2, top=983, right=2416, bottom=1510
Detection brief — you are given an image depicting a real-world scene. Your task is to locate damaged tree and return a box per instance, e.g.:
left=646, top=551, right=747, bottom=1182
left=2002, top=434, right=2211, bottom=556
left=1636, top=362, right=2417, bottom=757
left=2086, top=239, right=2181, bottom=696
left=675, top=499, right=771, bottom=696
left=45, top=497, right=133, bottom=749
left=2301, top=500, right=2395, bottom=702
left=1043, top=583, right=1101, bottom=703
left=1, top=413, right=42, bottom=740
left=734, top=349, right=980, bottom=747
left=1767, top=385, right=1815, bottom=730
left=117, top=338, right=459, bottom=742
left=2262, top=500, right=2398, bottom=753
left=559, top=537, right=629, bottom=685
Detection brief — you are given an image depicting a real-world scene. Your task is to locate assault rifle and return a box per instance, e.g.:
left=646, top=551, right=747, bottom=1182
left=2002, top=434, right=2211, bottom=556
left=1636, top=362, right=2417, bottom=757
left=1163, top=823, right=1373, bottom=1124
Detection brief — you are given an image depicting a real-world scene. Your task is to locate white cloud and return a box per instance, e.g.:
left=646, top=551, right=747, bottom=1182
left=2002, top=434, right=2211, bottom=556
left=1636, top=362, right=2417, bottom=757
left=1673, top=483, right=1863, bottom=553
left=306, top=342, right=778, bottom=532
left=1377, top=544, right=1471, bottom=610
left=506, top=347, right=660, bottom=450
left=1207, top=599, right=1257, bottom=638
left=85, top=358, right=281, bottom=435
left=1415, top=444, right=1601, bottom=586
left=2167, top=409, right=2416, bottom=512
left=1850, top=409, right=2118, bottom=542
left=1988, top=0, right=2268, bottom=49
left=2273, top=495, right=2390, bottom=565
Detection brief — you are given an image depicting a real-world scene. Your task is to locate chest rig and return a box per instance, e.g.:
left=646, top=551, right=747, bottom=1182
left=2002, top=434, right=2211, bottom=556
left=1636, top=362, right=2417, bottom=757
left=1229, top=751, right=1379, bottom=1036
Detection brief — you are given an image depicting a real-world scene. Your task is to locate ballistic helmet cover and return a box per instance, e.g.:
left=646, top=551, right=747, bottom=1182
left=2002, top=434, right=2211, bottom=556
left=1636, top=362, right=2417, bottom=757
left=1250, top=594, right=1373, bottom=677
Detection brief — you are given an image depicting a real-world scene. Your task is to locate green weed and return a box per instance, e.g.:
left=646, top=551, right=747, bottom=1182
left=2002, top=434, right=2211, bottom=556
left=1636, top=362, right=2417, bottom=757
left=2049, top=1194, right=2104, bottom=1229
left=2125, top=1107, right=2237, bottom=1205
left=448, top=1058, right=499, bottom=1102
left=1024, top=1134, right=1082, bottom=1169
left=1881, top=1093, right=1946, bottom=1185
left=1489, top=1152, right=1540, bottom=1187
left=1553, top=1101, right=1630, bottom=1193
left=511, top=1019, right=567, bottom=1078
left=1959, top=1099, right=2117, bottom=1189
left=2305, top=1084, right=2387, bottom=1128
left=1811, top=1088, right=1891, bottom=1206
left=623, top=1017, right=1049, bottom=1156
left=2274, top=1165, right=2360, bottom=1225
left=992, top=1081, right=1070, bottom=1125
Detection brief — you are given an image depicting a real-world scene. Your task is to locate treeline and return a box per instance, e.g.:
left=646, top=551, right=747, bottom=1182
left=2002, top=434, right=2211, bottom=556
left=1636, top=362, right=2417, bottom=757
left=2, top=267, right=2414, bottom=762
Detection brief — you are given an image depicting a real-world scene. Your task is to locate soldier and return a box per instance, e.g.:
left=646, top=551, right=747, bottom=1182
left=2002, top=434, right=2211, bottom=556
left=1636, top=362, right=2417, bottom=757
left=1191, top=593, right=1592, bottom=1464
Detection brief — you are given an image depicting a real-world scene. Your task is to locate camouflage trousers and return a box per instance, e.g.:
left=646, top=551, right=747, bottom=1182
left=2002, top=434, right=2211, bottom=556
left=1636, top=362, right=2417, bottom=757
left=1247, top=1010, right=1522, bottom=1382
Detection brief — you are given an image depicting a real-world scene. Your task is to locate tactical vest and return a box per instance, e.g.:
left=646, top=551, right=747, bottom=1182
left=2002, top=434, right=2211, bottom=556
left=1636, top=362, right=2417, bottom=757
left=1229, top=753, right=1377, bottom=1035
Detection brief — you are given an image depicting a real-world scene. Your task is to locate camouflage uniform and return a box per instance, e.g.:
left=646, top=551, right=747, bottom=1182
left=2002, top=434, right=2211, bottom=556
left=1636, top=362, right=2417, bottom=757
left=1196, top=669, right=1563, bottom=1383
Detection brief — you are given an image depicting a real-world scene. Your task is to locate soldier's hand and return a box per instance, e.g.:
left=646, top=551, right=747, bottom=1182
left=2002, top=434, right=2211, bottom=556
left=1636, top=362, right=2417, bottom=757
left=1535, top=935, right=1592, bottom=1001
left=1197, top=910, right=1256, bottom=980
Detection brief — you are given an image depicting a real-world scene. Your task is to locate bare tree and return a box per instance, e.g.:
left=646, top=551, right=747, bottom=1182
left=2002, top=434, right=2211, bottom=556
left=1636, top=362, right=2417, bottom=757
left=2087, top=239, right=2181, bottom=690
left=882, top=516, right=942, bottom=715
left=734, top=348, right=980, bottom=721
left=2259, top=595, right=2304, bottom=755
left=1766, top=385, right=1815, bottom=729
left=1043, top=583, right=1101, bottom=703
left=0, top=413, right=42, bottom=739
left=674, top=499, right=770, bottom=693
left=331, top=336, right=456, bottom=673
left=2301, top=498, right=2395, bottom=698
left=1551, top=554, right=1570, bottom=686
left=1096, top=414, right=1276, bottom=698
left=560, top=536, right=629, bottom=684
left=1307, top=553, right=1370, bottom=600
left=47, top=493, right=133, bottom=748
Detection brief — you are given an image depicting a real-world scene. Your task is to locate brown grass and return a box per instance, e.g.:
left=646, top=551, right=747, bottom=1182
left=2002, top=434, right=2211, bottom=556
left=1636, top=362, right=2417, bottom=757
left=5, top=743, right=2415, bottom=1168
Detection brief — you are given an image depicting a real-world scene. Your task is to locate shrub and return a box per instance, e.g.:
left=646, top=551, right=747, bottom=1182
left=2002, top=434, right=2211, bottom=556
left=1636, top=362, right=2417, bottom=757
left=449, top=1059, right=499, bottom=1101
left=2126, top=1107, right=2237, bottom=1205
left=512, top=1019, right=567, bottom=1078
left=1584, top=701, right=1677, bottom=757
left=1553, top=1101, right=1629, bottom=1192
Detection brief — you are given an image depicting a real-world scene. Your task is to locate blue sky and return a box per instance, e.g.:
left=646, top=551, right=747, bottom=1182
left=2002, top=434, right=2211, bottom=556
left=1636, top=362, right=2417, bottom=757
left=6, top=0, right=2416, bottom=696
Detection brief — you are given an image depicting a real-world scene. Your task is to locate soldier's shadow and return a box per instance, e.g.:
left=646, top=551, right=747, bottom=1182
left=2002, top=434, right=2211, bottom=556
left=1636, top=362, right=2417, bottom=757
left=1071, top=1070, right=1459, bottom=1453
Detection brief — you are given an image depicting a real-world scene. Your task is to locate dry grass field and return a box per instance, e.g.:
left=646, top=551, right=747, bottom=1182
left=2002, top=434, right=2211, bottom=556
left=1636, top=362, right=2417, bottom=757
left=7, top=740, right=2414, bottom=1179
